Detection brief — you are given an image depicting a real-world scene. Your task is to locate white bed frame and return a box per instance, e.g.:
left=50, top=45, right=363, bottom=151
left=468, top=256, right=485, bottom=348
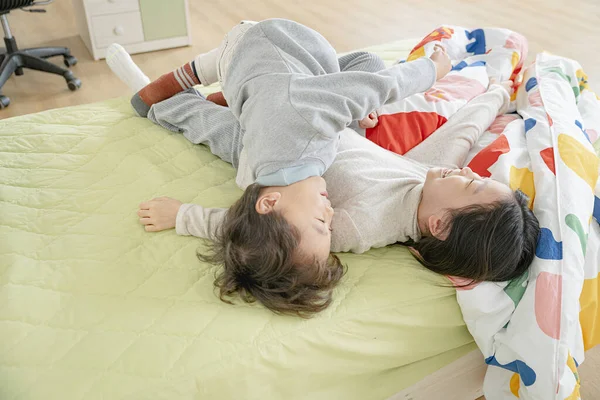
left=388, top=349, right=486, bottom=400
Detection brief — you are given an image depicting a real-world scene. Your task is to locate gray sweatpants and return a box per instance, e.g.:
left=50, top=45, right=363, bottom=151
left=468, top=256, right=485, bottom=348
left=146, top=51, right=386, bottom=169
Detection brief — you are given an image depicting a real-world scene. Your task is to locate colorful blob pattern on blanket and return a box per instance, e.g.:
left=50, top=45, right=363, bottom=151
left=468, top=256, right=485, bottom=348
left=366, top=26, right=527, bottom=155
left=367, top=27, right=600, bottom=400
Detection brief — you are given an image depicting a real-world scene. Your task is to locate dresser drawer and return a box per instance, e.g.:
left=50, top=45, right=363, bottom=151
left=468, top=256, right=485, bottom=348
left=84, top=0, right=139, bottom=16
left=91, top=11, right=144, bottom=48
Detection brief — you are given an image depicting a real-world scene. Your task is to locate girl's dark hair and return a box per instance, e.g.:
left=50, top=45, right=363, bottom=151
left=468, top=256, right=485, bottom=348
left=199, top=183, right=346, bottom=317
left=412, top=190, right=540, bottom=282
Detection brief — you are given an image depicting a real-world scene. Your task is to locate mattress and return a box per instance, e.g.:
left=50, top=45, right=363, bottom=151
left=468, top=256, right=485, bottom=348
left=0, top=39, right=476, bottom=400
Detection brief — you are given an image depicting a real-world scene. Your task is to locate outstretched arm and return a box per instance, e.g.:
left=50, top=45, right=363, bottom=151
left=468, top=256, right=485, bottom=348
left=138, top=197, right=227, bottom=240
left=290, top=50, right=450, bottom=136
left=176, top=204, right=227, bottom=239
left=404, top=84, right=511, bottom=169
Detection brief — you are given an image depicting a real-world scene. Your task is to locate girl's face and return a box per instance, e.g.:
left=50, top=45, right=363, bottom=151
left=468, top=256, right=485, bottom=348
left=419, top=167, right=513, bottom=237
left=258, top=176, right=334, bottom=263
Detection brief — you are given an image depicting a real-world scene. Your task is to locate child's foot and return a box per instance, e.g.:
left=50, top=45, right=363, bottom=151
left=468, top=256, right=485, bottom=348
left=130, top=55, right=203, bottom=117
left=106, top=43, right=150, bottom=93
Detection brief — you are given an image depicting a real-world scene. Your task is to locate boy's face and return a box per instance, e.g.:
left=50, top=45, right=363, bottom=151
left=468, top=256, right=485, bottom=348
left=263, top=176, right=334, bottom=263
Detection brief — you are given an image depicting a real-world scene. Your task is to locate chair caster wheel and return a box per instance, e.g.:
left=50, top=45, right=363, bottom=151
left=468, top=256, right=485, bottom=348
left=64, top=56, right=78, bottom=67
left=0, top=95, right=10, bottom=109
left=67, top=78, right=82, bottom=91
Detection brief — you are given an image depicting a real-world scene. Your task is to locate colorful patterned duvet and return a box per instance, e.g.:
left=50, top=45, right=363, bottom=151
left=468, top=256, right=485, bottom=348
left=372, top=27, right=600, bottom=399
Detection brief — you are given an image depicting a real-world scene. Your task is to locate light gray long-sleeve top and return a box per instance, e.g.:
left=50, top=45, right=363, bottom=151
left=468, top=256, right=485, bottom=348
left=222, top=18, right=437, bottom=187
left=176, top=85, right=510, bottom=253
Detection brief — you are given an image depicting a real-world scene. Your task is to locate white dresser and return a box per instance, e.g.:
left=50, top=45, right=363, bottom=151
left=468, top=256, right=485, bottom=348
left=72, top=0, right=191, bottom=60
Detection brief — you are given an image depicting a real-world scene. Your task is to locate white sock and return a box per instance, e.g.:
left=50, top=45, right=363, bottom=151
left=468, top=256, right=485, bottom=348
left=106, top=43, right=151, bottom=92
left=193, top=47, right=219, bottom=86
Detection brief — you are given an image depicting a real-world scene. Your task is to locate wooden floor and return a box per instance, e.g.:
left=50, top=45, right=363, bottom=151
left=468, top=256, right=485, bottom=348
left=1, top=0, right=599, bottom=397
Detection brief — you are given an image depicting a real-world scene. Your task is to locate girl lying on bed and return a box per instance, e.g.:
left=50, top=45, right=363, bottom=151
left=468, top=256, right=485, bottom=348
left=108, top=19, right=540, bottom=316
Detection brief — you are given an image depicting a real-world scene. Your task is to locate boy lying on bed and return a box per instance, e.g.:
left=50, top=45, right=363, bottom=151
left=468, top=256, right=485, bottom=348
left=108, top=19, right=539, bottom=316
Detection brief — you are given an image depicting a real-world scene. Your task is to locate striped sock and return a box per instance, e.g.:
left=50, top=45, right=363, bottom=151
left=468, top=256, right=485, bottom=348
left=131, top=61, right=201, bottom=117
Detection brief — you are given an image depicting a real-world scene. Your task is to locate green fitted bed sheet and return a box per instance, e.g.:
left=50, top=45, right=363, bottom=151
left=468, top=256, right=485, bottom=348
left=0, top=39, right=476, bottom=400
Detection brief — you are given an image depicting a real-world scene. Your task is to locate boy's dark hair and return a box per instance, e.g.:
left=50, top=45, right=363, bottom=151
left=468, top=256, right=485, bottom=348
left=412, top=190, right=540, bottom=282
left=199, top=183, right=346, bottom=317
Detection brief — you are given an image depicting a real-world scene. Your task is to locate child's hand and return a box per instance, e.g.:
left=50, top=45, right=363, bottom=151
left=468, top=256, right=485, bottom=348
left=430, top=44, right=451, bottom=81
left=138, top=197, right=183, bottom=232
left=207, top=91, right=228, bottom=107
left=358, top=112, right=379, bottom=129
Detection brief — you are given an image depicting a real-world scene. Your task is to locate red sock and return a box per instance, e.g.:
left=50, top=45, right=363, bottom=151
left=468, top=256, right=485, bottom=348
left=137, top=62, right=201, bottom=108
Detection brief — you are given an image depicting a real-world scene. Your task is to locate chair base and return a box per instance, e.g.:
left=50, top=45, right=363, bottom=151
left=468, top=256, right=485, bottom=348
left=0, top=43, right=81, bottom=109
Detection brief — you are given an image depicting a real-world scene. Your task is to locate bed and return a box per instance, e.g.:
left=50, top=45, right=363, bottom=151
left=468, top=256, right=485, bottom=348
left=0, top=39, right=485, bottom=400
left=2, top=29, right=599, bottom=399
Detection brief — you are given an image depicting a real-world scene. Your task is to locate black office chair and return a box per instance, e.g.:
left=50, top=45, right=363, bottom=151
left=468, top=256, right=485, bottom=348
left=0, top=0, right=81, bottom=109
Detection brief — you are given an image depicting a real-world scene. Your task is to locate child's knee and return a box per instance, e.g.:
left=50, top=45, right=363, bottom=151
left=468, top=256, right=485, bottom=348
left=365, top=52, right=386, bottom=71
